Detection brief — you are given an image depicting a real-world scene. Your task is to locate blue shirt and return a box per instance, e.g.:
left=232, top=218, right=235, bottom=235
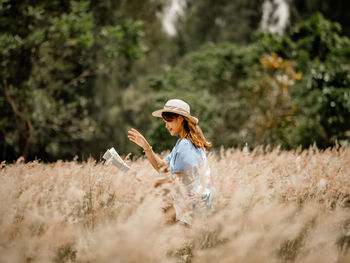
left=166, top=138, right=211, bottom=196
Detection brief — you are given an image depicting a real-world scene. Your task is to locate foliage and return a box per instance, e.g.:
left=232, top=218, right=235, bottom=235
left=167, top=43, right=262, bottom=147
left=147, top=13, right=350, bottom=152
left=0, top=1, right=349, bottom=161
left=175, top=0, right=264, bottom=54
left=248, top=52, right=302, bottom=146
left=0, top=0, right=149, bottom=161
left=290, top=0, right=350, bottom=37
left=254, top=13, right=350, bottom=148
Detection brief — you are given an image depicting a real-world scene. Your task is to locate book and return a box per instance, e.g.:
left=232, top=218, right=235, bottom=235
left=103, top=147, right=131, bottom=172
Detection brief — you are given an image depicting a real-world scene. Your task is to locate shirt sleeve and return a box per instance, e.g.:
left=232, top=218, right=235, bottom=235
left=171, top=140, right=198, bottom=173
left=165, top=154, right=171, bottom=164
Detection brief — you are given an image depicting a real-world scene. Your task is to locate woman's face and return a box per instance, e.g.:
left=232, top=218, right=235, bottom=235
left=163, top=116, right=183, bottom=136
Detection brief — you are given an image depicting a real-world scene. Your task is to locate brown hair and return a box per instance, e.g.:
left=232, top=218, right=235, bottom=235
left=162, top=112, right=212, bottom=150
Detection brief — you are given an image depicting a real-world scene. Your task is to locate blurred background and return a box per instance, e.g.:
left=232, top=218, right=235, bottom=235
left=0, top=0, right=349, bottom=162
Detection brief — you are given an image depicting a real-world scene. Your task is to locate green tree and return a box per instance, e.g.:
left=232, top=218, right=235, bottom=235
left=147, top=13, right=350, bottom=151
left=256, top=13, right=350, bottom=148
left=175, top=0, right=264, bottom=55
left=0, top=0, right=145, bottom=161
left=85, top=0, right=173, bottom=157
left=147, top=42, right=263, bottom=151
left=290, top=0, right=350, bottom=37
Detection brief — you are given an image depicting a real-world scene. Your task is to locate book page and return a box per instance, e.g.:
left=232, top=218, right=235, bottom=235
left=103, top=147, right=130, bottom=171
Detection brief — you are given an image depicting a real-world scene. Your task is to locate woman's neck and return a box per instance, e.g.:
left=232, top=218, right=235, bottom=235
left=179, top=129, right=188, bottom=139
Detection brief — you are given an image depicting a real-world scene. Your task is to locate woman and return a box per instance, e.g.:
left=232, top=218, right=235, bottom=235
left=128, top=99, right=213, bottom=224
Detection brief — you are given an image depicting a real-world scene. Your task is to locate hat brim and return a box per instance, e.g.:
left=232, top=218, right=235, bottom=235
left=152, top=109, right=198, bottom=124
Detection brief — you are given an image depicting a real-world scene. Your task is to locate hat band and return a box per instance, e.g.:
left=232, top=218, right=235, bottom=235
left=164, top=105, right=189, bottom=114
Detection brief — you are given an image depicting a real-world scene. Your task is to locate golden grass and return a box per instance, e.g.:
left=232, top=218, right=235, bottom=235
left=0, top=146, right=349, bottom=263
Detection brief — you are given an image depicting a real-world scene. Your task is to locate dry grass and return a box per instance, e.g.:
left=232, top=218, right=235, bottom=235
left=0, top=146, right=349, bottom=263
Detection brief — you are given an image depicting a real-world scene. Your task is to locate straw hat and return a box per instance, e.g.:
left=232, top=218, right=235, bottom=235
left=152, top=99, right=199, bottom=124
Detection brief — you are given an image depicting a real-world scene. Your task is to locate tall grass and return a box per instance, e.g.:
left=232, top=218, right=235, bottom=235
left=0, top=146, right=349, bottom=262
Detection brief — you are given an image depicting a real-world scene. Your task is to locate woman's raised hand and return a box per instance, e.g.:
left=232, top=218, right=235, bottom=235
left=128, top=128, right=151, bottom=151
left=128, top=128, right=167, bottom=172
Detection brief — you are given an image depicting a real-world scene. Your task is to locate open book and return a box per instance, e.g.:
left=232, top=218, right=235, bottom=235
left=103, top=147, right=130, bottom=172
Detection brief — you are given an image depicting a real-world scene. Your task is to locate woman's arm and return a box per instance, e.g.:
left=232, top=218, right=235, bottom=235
left=154, top=173, right=184, bottom=187
left=143, top=145, right=168, bottom=172
left=128, top=128, right=168, bottom=172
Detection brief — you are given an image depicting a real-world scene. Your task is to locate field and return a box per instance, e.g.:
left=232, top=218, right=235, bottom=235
left=0, top=146, right=349, bottom=263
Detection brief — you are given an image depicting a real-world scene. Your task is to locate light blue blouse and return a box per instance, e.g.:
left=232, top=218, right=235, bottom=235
left=166, top=138, right=212, bottom=200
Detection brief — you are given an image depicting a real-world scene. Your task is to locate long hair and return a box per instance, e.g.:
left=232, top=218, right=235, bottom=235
left=162, top=112, right=212, bottom=150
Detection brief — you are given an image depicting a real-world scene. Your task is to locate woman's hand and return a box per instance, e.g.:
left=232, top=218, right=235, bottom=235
left=128, top=128, right=151, bottom=151
left=154, top=178, right=172, bottom=188
left=128, top=128, right=167, bottom=172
